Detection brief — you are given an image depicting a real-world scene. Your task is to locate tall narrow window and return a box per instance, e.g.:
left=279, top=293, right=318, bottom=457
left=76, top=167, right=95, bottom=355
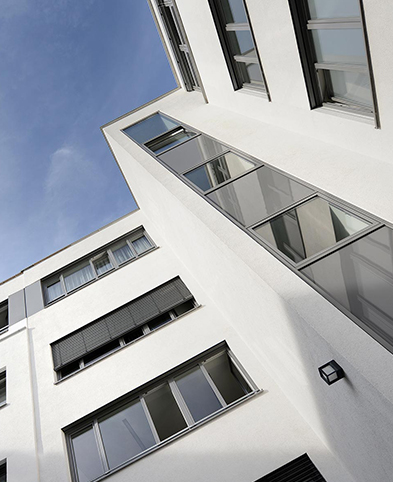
left=0, top=460, right=6, bottom=482
left=0, top=371, right=6, bottom=406
left=289, top=0, right=378, bottom=123
left=0, top=303, right=8, bottom=335
left=208, top=0, right=269, bottom=95
left=156, top=0, right=200, bottom=91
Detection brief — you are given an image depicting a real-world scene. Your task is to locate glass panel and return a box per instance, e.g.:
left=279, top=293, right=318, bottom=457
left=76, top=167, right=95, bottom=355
left=60, top=360, right=80, bottom=379
left=204, top=353, right=251, bottom=405
left=45, top=280, right=64, bottom=304
left=173, top=300, right=195, bottom=317
left=228, top=30, right=255, bottom=57
left=311, top=28, right=367, bottom=65
left=254, top=197, right=370, bottom=263
left=93, top=254, right=113, bottom=276
left=327, top=69, right=372, bottom=108
left=72, top=427, right=104, bottom=482
left=144, top=383, right=187, bottom=440
left=124, top=326, right=144, bottom=344
left=0, top=372, right=6, bottom=404
left=207, top=167, right=314, bottom=227
left=184, top=152, right=255, bottom=191
left=238, top=62, right=264, bottom=87
left=0, top=304, right=8, bottom=330
left=0, top=463, right=5, bottom=482
left=159, top=134, right=227, bottom=173
left=84, top=340, right=120, bottom=366
left=146, top=129, right=195, bottom=155
left=301, top=227, right=393, bottom=347
left=175, top=367, right=222, bottom=422
left=220, top=0, right=247, bottom=24
left=123, top=113, right=179, bottom=144
left=64, top=263, right=94, bottom=292
left=147, top=313, right=172, bottom=331
left=132, top=235, right=152, bottom=255
left=99, top=400, right=155, bottom=469
left=307, top=0, right=360, bottom=19
left=112, top=242, right=134, bottom=265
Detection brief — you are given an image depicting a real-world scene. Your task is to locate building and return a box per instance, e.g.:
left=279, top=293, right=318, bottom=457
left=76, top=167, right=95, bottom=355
left=1, top=0, right=393, bottom=481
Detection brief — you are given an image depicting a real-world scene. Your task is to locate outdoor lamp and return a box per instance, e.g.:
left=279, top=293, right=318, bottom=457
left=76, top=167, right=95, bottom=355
left=318, top=360, right=344, bottom=385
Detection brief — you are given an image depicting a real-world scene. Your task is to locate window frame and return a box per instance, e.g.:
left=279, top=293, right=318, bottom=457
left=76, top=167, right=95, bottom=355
left=0, top=302, right=8, bottom=336
left=288, top=0, right=380, bottom=127
left=64, top=343, right=259, bottom=482
left=42, top=228, right=156, bottom=307
left=207, top=0, right=270, bottom=97
left=0, top=459, right=6, bottom=482
left=0, top=371, right=6, bottom=408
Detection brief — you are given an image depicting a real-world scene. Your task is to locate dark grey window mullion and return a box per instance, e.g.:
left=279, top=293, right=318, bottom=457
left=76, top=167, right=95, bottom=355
left=93, top=421, right=110, bottom=474
left=140, top=396, right=161, bottom=444
left=199, top=363, right=227, bottom=407
left=59, top=274, right=67, bottom=298
left=168, top=379, right=195, bottom=426
left=89, top=259, right=99, bottom=280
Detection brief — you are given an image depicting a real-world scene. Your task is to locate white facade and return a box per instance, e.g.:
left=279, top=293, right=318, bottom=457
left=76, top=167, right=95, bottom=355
left=2, top=1, right=393, bottom=481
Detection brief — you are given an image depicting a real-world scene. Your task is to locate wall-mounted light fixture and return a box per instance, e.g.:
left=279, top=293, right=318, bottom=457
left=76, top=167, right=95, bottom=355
left=318, top=360, right=345, bottom=385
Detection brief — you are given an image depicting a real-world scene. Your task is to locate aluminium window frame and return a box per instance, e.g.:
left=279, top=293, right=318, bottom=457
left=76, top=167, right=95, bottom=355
left=207, top=0, right=270, bottom=98
left=129, top=110, right=393, bottom=354
left=42, top=228, right=156, bottom=307
left=63, top=342, right=260, bottom=482
left=288, top=0, right=380, bottom=127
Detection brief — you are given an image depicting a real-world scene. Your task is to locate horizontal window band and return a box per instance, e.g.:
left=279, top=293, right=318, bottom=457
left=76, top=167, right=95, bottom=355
left=233, top=55, right=259, bottom=64
left=225, top=22, right=250, bottom=32
left=314, top=62, right=368, bottom=73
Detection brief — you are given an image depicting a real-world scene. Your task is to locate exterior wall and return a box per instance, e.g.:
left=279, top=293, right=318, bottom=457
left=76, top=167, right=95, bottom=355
left=102, top=88, right=393, bottom=482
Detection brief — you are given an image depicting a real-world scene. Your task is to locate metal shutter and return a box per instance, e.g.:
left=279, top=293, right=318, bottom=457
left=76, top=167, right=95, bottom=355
left=256, top=454, right=326, bottom=482
left=51, top=277, right=194, bottom=370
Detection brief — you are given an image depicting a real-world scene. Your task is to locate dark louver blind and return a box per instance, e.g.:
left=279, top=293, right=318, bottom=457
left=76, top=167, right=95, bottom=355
left=256, top=454, right=326, bottom=482
left=52, top=277, right=193, bottom=370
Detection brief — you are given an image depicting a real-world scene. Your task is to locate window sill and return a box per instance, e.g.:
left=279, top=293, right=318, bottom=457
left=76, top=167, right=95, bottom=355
left=83, top=389, right=262, bottom=482
left=0, top=402, right=7, bottom=410
left=317, top=104, right=376, bottom=127
left=54, top=303, right=203, bottom=384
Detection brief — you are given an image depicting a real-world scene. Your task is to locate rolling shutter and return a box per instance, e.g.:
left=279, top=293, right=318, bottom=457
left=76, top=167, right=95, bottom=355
left=256, top=454, right=326, bottom=482
left=52, top=277, right=193, bottom=370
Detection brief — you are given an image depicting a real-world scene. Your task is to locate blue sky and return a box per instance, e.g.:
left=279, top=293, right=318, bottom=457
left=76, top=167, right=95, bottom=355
left=0, top=0, right=176, bottom=282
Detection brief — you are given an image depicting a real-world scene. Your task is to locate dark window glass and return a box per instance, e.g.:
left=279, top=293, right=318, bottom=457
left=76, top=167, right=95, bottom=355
left=301, top=226, right=393, bottom=349
left=60, top=360, right=80, bottom=379
left=0, top=462, right=5, bottom=482
left=84, top=340, right=121, bottom=366
left=204, top=352, right=251, bottom=404
left=0, top=372, right=6, bottom=404
left=207, top=167, right=314, bottom=227
left=144, top=383, right=187, bottom=441
left=147, top=313, right=172, bottom=331
left=254, top=197, right=370, bottom=263
left=173, top=300, right=195, bottom=317
left=99, top=400, right=156, bottom=469
left=184, top=153, right=255, bottom=191
left=146, top=128, right=196, bottom=155
left=123, top=114, right=178, bottom=144
left=220, top=0, right=247, bottom=23
left=0, top=303, right=8, bottom=332
left=159, top=134, right=227, bottom=173
left=124, top=327, right=144, bottom=344
left=175, top=367, right=222, bottom=422
left=72, top=427, right=104, bottom=482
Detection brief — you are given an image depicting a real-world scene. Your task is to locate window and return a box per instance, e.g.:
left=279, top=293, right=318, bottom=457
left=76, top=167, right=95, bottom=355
left=208, top=0, right=269, bottom=94
left=0, top=303, right=8, bottom=335
left=52, top=278, right=197, bottom=380
left=156, top=0, right=200, bottom=91
left=64, top=344, right=256, bottom=482
left=0, top=461, right=6, bottom=482
left=0, top=371, right=5, bottom=407
left=256, top=453, right=326, bottom=481
left=42, top=228, right=154, bottom=306
left=289, top=0, right=379, bottom=123
left=123, top=113, right=196, bottom=156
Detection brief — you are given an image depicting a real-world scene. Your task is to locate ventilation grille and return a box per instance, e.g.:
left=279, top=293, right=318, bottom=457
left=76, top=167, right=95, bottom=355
left=256, top=454, right=326, bottom=482
left=51, top=277, right=193, bottom=370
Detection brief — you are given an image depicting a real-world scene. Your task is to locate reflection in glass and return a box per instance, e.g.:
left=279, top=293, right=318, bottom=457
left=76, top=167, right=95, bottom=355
left=159, top=135, right=227, bottom=173
left=144, top=383, right=187, bottom=441
left=99, top=400, right=155, bottom=469
left=45, top=280, right=63, bottom=303
left=207, top=167, right=314, bottom=227
left=0, top=372, right=5, bottom=404
left=175, top=367, right=222, bottom=422
left=112, top=242, right=134, bottom=265
left=254, top=197, right=370, bottom=263
left=220, top=0, right=247, bottom=24
left=94, top=254, right=112, bottom=276
left=132, top=235, right=152, bottom=255
left=241, top=62, right=264, bottom=86
left=64, top=264, right=95, bottom=292
left=328, top=70, right=372, bottom=108
left=72, top=427, right=104, bottom=482
left=146, top=128, right=196, bottom=155
left=184, top=153, right=255, bottom=191
left=311, top=28, right=366, bottom=65
left=204, top=353, right=251, bottom=405
left=301, top=227, right=393, bottom=347
left=228, top=30, right=255, bottom=57
left=307, top=0, right=360, bottom=19
left=124, top=113, right=178, bottom=145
